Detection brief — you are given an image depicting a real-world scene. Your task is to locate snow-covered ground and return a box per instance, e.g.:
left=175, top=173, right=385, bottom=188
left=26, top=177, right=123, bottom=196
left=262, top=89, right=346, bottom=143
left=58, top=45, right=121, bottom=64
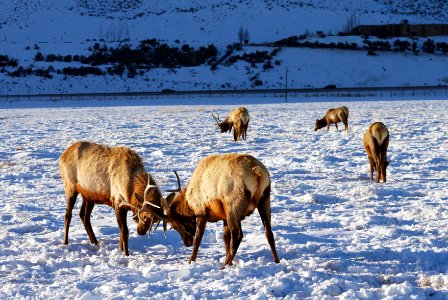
left=1, top=96, right=448, bottom=299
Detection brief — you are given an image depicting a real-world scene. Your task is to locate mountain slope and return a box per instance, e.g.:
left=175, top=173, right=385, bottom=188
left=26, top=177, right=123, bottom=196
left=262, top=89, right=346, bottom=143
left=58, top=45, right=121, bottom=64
left=1, top=0, right=448, bottom=95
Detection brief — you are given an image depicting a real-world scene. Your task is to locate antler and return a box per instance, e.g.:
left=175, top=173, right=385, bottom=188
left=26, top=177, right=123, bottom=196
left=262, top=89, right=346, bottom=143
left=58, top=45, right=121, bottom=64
left=119, top=194, right=147, bottom=223
left=162, top=170, right=182, bottom=216
left=165, top=170, right=182, bottom=193
left=212, top=112, right=221, bottom=125
left=143, top=174, right=162, bottom=209
left=119, top=194, right=141, bottom=210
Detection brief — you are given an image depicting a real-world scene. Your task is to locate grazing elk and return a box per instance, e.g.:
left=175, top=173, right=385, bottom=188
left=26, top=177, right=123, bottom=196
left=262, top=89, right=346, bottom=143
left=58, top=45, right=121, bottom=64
left=162, top=153, right=280, bottom=269
left=314, top=106, right=349, bottom=131
left=363, top=122, right=390, bottom=183
left=59, top=141, right=175, bottom=256
left=212, top=107, right=250, bottom=141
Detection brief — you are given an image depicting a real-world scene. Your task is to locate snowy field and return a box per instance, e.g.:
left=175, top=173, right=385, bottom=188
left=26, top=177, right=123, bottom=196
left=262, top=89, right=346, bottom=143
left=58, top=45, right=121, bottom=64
left=1, top=97, right=448, bottom=299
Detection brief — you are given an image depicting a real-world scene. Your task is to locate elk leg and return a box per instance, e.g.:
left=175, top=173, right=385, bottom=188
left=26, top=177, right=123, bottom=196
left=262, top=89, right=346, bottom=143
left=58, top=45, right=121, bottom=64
left=233, top=128, right=238, bottom=141
left=375, top=162, right=381, bottom=183
left=379, top=165, right=385, bottom=183
left=222, top=221, right=231, bottom=268
left=343, top=119, right=348, bottom=131
left=368, top=157, right=375, bottom=181
left=79, top=200, right=98, bottom=244
left=244, top=121, right=249, bottom=140
left=63, top=188, right=78, bottom=245
left=228, top=220, right=243, bottom=267
left=335, top=122, right=339, bottom=130
left=115, top=207, right=129, bottom=256
left=189, top=217, right=207, bottom=263
left=258, top=188, right=280, bottom=263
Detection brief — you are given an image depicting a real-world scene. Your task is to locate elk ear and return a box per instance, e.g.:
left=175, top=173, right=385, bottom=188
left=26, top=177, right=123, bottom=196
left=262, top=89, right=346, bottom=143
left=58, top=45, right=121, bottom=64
left=166, top=193, right=176, bottom=206
left=161, top=193, right=175, bottom=215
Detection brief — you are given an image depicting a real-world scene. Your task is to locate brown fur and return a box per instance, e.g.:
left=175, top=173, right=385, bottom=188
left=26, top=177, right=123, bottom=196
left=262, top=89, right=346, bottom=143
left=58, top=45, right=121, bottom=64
left=59, top=141, right=164, bottom=256
left=363, top=122, right=390, bottom=183
left=315, top=106, right=349, bottom=131
left=163, top=153, right=280, bottom=268
left=215, top=107, right=250, bottom=141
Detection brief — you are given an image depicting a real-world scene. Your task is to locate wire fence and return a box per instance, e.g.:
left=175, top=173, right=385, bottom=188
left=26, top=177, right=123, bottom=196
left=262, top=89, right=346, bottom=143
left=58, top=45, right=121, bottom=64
left=1, top=85, right=448, bottom=103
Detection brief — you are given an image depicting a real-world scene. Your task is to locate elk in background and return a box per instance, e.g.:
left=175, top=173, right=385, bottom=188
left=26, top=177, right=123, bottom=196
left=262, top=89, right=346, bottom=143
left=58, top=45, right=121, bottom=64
left=315, top=106, right=349, bottom=131
left=363, top=122, right=390, bottom=183
left=212, top=107, right=250, bottom=141
left=162, top=153, right=280, bottom=269
left=59, top=141, right=192, bottom=256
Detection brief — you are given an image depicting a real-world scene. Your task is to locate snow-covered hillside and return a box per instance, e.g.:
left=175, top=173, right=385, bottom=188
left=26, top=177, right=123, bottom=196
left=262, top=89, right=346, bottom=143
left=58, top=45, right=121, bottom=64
left=1, top=96, right=448, bottom=299
left=1, top=0, right=447, bottom=44
left=1, top=0, right=448, bottom=94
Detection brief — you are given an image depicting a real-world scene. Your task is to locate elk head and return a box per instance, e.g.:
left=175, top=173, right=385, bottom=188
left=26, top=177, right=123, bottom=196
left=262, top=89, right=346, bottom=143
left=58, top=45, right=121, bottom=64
left=161, top=170, right=196, bottom=247
left=119, top=174, right=164, bottom=236
left=212, top=111, right=232, bottom=133
left=314, top=118, right=327, bottom=131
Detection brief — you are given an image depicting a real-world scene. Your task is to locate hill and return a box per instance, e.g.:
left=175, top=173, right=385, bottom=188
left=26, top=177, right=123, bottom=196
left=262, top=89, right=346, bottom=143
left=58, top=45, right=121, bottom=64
left=0, top=0, right=448, bottom=95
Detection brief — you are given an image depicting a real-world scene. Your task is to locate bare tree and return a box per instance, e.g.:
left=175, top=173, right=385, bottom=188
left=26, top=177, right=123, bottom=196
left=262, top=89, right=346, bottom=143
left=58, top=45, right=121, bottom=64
left=343, top=15, right=360, bottom=33
left=238, top=26, right=244, bottom=43
left=243, top=28, right=250, bottom=44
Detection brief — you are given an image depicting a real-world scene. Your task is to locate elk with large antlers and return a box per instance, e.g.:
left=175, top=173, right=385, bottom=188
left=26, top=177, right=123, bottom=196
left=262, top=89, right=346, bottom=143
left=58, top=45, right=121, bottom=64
left=363, top=122, right=390, bottom=183
left=162, top=153, right=280, bottom=268
left=314, top=106, right=349, bottom=131
left=212, top=107, right=250, bottom=141
left=59, top=141, right=189, bottom=256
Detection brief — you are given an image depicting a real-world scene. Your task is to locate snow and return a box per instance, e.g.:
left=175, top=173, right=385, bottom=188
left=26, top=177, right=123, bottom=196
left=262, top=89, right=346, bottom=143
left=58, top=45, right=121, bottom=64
left=1, top=96, right=448, bottom=299
left=2, top=1, right=448, bottom=94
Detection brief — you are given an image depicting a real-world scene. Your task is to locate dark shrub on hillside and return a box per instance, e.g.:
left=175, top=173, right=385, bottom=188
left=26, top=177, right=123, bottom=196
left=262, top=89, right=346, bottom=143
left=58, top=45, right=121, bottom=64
left=0, top=55, right=18, bottom=67
left=34, top=52, right=44, bottom=61
left=8, top=66, right=32, bottom=77
left=127, top=65, right=137, bottom=78
left=63, top=66, right=103, bottom=76
left=35, top=68, right=53, bottom=79
left=46, top=54, right=61, bottom=62
left=107, top=63, right=125, bottom=76
left=274, top=36, right=299, bottom=47
left=241, top=51, right=271, bottom=64
left=437, top=42, right=448, bottom=54
left=393, top=40, right=410, bottom=52
left=83, top=40, right=218, bottom=69
left=363, top=40, right=391, bottom=51
left=422, top=39, right=435, bottom=54
left=263, top=60, right=273, bottom=70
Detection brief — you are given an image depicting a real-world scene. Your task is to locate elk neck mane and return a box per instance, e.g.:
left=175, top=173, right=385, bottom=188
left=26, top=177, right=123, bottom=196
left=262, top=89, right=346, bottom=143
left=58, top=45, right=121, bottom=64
left=173, top=189, right=195, bottom=218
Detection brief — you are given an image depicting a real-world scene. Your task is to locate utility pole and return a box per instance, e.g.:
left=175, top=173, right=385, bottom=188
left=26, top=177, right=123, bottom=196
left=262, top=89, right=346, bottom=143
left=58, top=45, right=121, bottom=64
left=285, top=67, right=288, bottom=103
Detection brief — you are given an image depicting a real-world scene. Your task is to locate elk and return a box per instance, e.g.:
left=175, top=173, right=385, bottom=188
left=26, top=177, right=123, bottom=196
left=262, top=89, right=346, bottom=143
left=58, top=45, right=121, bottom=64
left=314, top=106, right=349, bottom=131
left=212, top=107, right=250, bottom=141
left=363, top=122, right=390, bottom=183
left=59, top=141, right=192, bottom=256
left=162, top=153, right=280, bottom=269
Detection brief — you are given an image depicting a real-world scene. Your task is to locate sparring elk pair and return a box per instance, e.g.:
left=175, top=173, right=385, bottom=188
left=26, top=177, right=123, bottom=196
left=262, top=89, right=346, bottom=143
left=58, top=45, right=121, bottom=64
left=59, top=141, right=279, bottom=268
left=213, top=107, right=249, bottom=141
